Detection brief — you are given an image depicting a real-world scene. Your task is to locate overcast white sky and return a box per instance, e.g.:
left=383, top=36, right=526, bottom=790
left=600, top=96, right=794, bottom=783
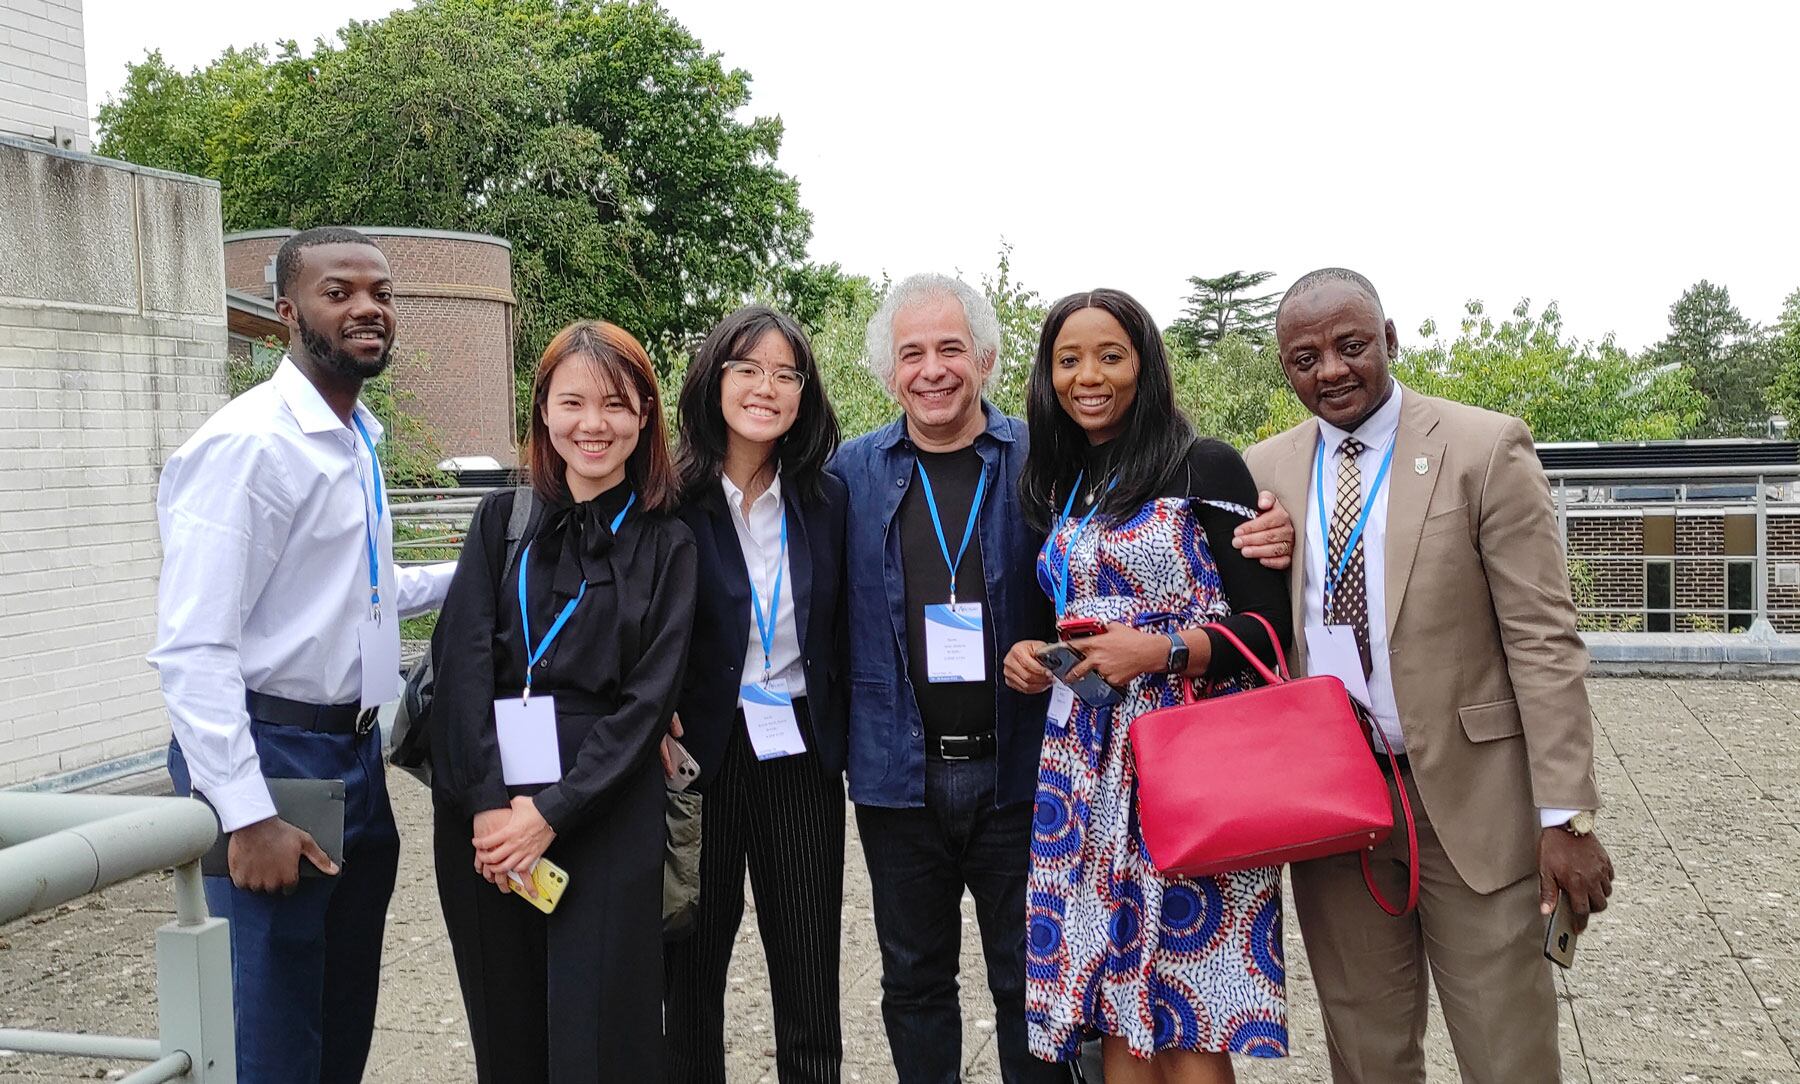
left=85, top=0, right=1799, bottom=351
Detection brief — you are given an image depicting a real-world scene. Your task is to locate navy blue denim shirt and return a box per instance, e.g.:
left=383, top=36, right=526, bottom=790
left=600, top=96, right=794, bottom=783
left=828, top=403, right=1051, bottom=809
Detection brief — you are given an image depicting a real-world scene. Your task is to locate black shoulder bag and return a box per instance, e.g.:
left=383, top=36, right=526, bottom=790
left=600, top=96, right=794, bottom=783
left=389, top=486, right=535, bottom=785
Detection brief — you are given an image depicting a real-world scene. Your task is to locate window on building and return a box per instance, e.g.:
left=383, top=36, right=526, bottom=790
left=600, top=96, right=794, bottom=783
left=1645, top=561, right=1673, bottom=632
left=1727, top=560, right=1755, bottom=631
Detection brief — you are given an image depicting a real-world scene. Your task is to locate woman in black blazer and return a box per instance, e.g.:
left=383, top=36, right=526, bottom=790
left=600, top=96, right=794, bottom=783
left=664, top=304, right=849, bottom=1084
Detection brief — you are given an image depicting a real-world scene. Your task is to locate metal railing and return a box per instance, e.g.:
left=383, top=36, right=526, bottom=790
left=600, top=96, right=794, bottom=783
left=0, top=793, right=235, bottom=1082
left=1547, top=465, right=1800, bottom=636
left=392, top=464, right=1800, bottom=634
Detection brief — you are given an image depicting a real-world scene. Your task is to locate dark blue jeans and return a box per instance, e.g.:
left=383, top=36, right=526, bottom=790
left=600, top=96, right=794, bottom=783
left=168, top=721, right=400, bottom=1084
left=855, top=758, right=1069, bottom=1084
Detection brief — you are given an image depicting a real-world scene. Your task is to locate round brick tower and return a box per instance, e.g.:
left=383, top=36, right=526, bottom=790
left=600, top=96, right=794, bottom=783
left=223, top=227, right=517, bottom=464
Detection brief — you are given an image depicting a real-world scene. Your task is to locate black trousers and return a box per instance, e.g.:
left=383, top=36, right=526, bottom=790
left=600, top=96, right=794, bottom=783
left=664, top=699, right=847, bottom=1083
left=435, top=758, right=667, bottom=1084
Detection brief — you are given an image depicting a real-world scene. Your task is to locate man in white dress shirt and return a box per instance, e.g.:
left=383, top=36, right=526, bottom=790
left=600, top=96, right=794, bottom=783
left=149, top=227, right=454, bottom=1084
left=1244, top=268, right=1614, bottom=1083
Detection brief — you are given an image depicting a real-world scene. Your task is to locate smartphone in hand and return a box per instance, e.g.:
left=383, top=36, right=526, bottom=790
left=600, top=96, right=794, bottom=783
left=666, top=738, right=700, bottom=793
left=1037, top=642, right=1123, bottom=708
left=507, top=858, right=570, bottom=915
left=1543, top=891, right=1579, bottom=968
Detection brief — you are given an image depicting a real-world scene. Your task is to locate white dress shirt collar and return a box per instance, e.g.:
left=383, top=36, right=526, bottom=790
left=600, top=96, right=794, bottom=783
left=721, top=464, right=782, bottom=517
left=1316, top=380, right=1403, bottom=460
left=273, top=356, right=384, bottom=442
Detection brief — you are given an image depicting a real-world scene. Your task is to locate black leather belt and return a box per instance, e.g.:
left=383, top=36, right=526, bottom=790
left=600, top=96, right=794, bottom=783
left=929, top=731, right=996, bottom=762
left=246, top=690, right=377, bottom=736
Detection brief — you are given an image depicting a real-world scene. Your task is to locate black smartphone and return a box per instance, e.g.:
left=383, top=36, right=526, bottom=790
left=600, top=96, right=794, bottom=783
left=1543, top=891, right=1579, bottom=968
left=1036, top=642, right=1123, bottom=708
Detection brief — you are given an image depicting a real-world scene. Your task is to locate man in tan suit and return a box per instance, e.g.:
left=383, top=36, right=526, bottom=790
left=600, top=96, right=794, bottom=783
left=1243, top=268, right=1615, bottom=1083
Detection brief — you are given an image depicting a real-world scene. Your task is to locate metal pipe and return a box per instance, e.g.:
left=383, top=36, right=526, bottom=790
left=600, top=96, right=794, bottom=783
left=1543, top=465, right=1800, bottom=481
left=1757, top=474, right=1771, bottom=627
left=170, top=861, right=208, bottom=927
left=1556, top=478, right=1569, bottom=553
left=0, top=1028, right=161, bottom=1060
left=0, top=795, right=218, bottom=926
left=118, top=1051, right=193, bottom=1084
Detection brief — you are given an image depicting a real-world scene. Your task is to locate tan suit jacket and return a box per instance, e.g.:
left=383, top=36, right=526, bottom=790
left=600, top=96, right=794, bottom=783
left=1245, top=390, right=1600, bottom=894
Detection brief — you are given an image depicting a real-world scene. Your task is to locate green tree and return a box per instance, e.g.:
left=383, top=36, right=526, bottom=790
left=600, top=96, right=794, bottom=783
left=1172, top=333, right=1296, bottom=447
left=1645, top=280, right=1772, bottom=436
left=97, top=0, right=812, bottom=387
left=1168, top=270, right=1279, bottom=350
left=978, top=241, right=1047, bottom=418
left=1759, top=290, right=1800, bottom=431
left=1399, top=300, right=1703, bottom=441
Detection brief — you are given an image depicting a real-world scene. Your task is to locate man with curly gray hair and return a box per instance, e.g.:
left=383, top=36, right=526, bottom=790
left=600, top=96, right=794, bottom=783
left=830, top=273, right=1067, bottom=1084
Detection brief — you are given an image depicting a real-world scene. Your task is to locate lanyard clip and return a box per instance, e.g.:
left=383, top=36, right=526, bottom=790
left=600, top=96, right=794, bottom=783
left=369, top=590, right=381, bottom=625
left=521, top=682, right=531, bottom=706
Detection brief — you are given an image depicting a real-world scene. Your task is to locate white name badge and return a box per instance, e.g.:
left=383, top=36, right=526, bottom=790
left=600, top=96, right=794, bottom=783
left=1047, top=681, right=1076, bottom=725
left=495, top=695, right=563, bottom=785
left=924, top=602, right=987, bottom=683
left=1303, top=625, right=1373, bottom=711
left=357, top=618, right=402, bottom=710
left=741, top=683, right=807, bottom=760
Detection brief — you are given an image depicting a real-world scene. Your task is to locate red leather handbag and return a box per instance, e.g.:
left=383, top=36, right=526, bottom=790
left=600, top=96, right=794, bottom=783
left=1129, top=613, right=1418, bottom=915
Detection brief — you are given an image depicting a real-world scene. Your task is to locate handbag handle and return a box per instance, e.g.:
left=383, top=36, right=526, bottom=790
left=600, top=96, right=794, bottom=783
left=1198, top=612, right=1420, bottom=917
left=1360, top=725, right=1421, bottom=917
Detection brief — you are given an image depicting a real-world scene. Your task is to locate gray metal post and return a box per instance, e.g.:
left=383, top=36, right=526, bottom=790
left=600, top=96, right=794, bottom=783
left=155, top=891, right=236, bottom=1082
left=1556, top=477, right=1569, bottom=553
left=1751, top=474, right=1776, bottom=639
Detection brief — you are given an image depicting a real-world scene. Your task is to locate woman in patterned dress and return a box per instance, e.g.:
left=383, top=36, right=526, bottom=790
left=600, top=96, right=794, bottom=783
left=1003, top=289, right=1292, bottom=1083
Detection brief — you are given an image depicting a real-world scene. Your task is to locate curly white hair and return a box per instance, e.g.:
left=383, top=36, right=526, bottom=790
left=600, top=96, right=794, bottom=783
left=862, top=273, right=1002, bottom=397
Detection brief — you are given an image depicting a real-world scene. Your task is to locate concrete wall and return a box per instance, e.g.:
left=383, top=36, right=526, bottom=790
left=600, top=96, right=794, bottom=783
left=0, top=136, right=226, bottom=786
left=0, top=0, right=89, bottom=152
left=225, top=228, right=518, bottom=463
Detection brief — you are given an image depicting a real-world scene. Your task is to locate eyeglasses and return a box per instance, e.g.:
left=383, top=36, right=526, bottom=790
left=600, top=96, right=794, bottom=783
left=722, top=360, right=807, bottom=393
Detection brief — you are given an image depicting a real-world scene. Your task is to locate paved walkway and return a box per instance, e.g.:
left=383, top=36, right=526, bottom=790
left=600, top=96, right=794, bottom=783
left=3, top=677, right=1798, bottom=1082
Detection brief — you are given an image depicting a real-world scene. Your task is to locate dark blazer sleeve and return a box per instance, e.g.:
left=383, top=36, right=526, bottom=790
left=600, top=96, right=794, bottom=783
left=1186, top=439, right=1294, bottom=679
left=430, top=490, right=513, bottom=820
left=531, top=527, right=699, bottom=833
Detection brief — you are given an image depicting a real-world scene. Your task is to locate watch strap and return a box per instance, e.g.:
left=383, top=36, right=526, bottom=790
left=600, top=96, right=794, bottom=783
left=1164, top=629, right=1188, bottom=674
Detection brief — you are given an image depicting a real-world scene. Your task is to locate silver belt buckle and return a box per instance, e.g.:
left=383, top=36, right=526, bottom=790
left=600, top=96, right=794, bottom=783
left=355, top=708, right=378, bottom=737
left=937, top=735, right=976, bottom=761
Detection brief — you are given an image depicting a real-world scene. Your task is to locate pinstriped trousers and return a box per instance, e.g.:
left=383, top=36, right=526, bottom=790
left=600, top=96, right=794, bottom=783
left=665, top=699, right=847, bottom=1084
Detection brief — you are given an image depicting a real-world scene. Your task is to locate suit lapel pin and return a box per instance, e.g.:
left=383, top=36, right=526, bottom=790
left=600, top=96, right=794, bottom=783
left=1414, top=456, right=1429, bottom=475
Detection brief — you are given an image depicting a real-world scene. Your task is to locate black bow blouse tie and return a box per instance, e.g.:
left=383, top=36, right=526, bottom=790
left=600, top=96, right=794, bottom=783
left=539, top=496, right=624, bottom=600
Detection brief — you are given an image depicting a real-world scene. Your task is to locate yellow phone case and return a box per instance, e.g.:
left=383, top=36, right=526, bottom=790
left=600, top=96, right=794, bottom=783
left=508, top=858, right=570, bottom=914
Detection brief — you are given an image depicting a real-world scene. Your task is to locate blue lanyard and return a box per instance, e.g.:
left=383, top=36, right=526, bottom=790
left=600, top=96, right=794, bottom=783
left=517, top=493, right=635, bottom=697
left=349, top=414, right=384, bottom=622
left=1314, top=437, right=1396, bottom=608
left=1049, top=470, right=1111, bottom=619
left=915, top=460, right=988, bottom=604
left=748, top=508, right=788, bottom=685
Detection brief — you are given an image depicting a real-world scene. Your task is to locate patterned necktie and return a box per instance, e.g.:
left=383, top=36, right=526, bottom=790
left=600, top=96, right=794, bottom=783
left=1327, top=437, right=1374, bottom=676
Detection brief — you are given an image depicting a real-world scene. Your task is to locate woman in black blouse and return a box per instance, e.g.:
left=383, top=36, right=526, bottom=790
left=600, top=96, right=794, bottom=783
left=430, top=320, right=696, bottom=1083
left=1003, top=290, right=1292, bottom=1082
left=663, top=305, right=849, bottom=1083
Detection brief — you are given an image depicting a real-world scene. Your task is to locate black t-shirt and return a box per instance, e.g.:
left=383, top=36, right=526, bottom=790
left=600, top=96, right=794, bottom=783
left=898, top=445, right=996, bottom=742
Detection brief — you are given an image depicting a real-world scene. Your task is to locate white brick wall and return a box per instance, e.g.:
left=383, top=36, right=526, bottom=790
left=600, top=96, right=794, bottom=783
left=0, top=0, right=89, bottom=151
left=0, top=139, right=226, bottom=787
